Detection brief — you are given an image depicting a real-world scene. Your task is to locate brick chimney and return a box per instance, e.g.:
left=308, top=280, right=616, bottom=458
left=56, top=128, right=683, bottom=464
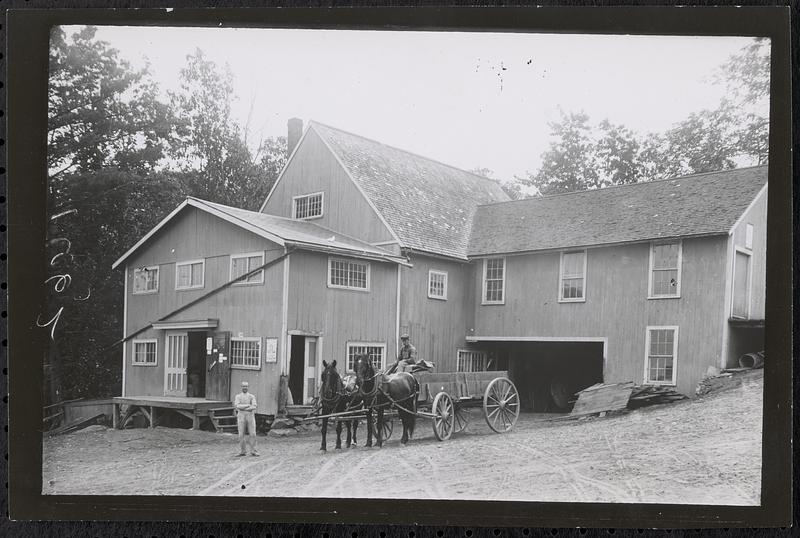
left=287, top=118, right=303, bottom=158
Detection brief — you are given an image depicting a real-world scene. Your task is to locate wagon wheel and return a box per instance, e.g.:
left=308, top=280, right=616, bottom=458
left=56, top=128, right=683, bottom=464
left=453, top=405, right=470, bottom=433
left=483, top=377, right=520, bottom=433
left=371, top=413, right=394, bottom=441
left=431, top=392, right=455, bottom=441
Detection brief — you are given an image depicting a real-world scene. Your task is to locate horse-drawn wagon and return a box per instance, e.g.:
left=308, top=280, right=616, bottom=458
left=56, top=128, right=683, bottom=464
left=306, top=356, right=520, bottom=449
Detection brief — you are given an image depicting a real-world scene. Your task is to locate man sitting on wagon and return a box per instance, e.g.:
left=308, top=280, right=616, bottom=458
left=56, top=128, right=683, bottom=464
left=395, top=333, right=418, bottom=373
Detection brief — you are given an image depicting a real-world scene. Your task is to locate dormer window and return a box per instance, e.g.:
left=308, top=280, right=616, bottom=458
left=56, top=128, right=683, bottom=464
left=293, top=192, right=324, bottom=220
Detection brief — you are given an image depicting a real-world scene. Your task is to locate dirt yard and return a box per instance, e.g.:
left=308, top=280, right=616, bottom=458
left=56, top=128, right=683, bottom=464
left=43, top=370, right=763, bottom=504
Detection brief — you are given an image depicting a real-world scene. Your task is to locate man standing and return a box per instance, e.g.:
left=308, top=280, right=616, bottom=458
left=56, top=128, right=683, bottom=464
left=235, top=381, right=258, bottom=456
left=395, top=333, right=418, bottom=373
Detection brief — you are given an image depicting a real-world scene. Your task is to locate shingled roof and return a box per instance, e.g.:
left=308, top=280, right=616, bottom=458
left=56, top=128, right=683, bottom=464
left=112, top=197, right=407, bottom=269
left=310, top=121, right=510, bottom=260
left=468, top=166, right=768, bottom=257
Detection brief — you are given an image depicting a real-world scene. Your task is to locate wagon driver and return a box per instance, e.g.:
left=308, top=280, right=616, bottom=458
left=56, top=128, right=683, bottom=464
left=235, top=381, right=259, bottom=457
left=395, top=333, right=418, bottom=373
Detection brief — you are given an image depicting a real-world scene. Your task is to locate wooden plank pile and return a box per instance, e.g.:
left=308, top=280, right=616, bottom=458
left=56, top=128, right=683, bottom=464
left=566, top=382, right=635, bottom=418
left=627, top=385, right=688, bottom=408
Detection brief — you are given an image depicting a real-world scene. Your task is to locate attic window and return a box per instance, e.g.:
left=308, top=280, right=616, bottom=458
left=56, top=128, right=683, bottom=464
left=648, top=241, right=682, bottom=299
left=293, top=192, right=324, bottom=220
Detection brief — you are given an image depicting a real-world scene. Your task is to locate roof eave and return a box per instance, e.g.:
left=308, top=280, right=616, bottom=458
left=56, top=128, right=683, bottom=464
left=467, top=231, right=731, bottom=259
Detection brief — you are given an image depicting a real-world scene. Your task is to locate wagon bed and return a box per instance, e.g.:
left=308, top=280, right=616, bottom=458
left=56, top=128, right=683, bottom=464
left=413, top=370, right=520, bottom=441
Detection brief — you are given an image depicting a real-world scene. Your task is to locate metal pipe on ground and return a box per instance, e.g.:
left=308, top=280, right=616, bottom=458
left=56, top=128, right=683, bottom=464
left=738, top=352, right=765, bottom=369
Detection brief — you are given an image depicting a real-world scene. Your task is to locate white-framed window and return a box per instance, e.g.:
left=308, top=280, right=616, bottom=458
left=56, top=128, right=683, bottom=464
left=457, top=350, right=490, bottom=372
left=132, top=339, right=158, bottom=366
left=482, top=257, right=505, bottom=305
left=648, top=241, right=682, bottom=298
left=559, top=250, right=587, bottom=302
left=175, top=259, right=205, bottom=290
left=230, top=251, right=265, bottom=285
left=347, top=342, right=386, bottom=372
left=644, top=326, right=678, bottom=385
left=428, top=270, right=448, bottom=300
left=328, top=257, right=370, bottom=291
left=132, top=266, right=159, bottom=295
left=745, top=223, right=754, bottom=250
left=292, top=192, right=324, bottom=220
left=230, top=337, right=262, bottom=369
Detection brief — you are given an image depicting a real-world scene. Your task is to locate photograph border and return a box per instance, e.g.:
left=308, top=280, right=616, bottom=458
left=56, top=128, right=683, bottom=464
left=6, top=5, right=793, bottom=528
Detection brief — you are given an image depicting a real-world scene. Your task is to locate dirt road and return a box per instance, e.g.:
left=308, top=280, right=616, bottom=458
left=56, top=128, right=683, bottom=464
left=43, top=370, right=762, bottom=504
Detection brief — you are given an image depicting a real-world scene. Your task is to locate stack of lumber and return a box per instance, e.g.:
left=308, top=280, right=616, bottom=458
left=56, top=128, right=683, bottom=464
left=627, top=385, right=688, bottom=408
left=567, top=382, right=635, bottom=418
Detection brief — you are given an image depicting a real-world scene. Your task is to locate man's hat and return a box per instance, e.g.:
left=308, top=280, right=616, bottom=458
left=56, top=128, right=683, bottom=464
left=400, top=333, right=409, bottom=340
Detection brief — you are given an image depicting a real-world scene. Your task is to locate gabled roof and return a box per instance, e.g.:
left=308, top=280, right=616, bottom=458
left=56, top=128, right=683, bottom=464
left=112, top=197, right=408, bottom=269
left=468, top=166, right=768, bottom=257
left=309, top=121, right=510, bottom=260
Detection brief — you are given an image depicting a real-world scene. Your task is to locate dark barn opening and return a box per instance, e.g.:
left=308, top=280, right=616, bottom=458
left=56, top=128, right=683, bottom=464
left=482, top=341, right=604, bottom=412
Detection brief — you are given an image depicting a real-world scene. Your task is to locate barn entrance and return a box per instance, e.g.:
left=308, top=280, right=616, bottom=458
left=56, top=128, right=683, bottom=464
left=468, top=339, right=605, bottom=412
left=288, top=334, right=319, bottom=405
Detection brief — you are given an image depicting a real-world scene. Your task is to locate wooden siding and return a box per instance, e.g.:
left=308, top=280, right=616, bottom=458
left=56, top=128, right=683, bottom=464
left=123, top=207, right=285, bottom=415
left=287, top=250, right=398, bottom=372
left=399, top=254, right=472, bottom=371
left=729, top=185, right=767, bottom=319
left=470, top=237, right=730, bottom=396
left=262, top=128, right=395, bottom=244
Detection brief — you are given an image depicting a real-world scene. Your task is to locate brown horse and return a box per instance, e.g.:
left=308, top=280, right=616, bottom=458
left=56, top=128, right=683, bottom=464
left=353, top=353, right=418, bottom=447
left=319, top=360, right=359, bottom=451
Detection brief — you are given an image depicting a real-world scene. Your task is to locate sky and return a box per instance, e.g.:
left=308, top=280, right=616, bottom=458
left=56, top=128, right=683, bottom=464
left=79, top=26, right=760, bottom=183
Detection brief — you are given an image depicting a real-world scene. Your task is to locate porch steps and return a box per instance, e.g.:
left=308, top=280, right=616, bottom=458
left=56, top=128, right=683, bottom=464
left=208, top=407, right=239, bottom=433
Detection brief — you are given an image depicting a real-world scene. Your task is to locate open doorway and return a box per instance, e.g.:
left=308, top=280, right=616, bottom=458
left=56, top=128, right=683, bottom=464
left=186, top=331, right=207, bottom=398
left=289, top=334, right=319, bottom=405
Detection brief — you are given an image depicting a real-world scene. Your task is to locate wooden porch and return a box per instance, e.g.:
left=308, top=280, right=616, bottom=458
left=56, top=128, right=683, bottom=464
left=112, top=396, right=234, bottom=431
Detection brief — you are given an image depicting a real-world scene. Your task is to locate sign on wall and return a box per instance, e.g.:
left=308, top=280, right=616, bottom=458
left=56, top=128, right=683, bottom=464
left=265, top=337, right=278, bottom=363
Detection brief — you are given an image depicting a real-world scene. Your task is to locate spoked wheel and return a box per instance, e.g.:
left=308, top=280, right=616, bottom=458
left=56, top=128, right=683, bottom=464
left=453, top=406, right=470, bottom=433
left=431, top=392, right=455, bottom=441
left=370, top=414, right=394, bottom=441
left=483, top=377, right=520, bottom=433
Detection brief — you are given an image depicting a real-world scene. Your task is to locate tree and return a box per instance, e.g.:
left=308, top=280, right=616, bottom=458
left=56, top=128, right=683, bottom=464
left=524, top=112, right=640, bottom=195
left=518, top=38, right=770, bottom=194
left=47, top=26, right=178, bottom=180
left=170, top=50, right=286, bottom=210
left=469, top=167, right=523, bottom=200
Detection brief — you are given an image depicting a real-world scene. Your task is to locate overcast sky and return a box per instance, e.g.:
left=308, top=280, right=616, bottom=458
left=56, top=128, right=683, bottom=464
left=83, top=26, right=759, bottom=182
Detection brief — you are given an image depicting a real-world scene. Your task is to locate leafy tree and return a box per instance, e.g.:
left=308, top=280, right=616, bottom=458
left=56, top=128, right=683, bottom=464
left=469, top=167, right=523, bottom=200
left=170, top=50, right=286, bottom=210
left=525, top=112, right=640, bottom=195
left=47, top=26, right=178, bottom=180
left=517, top=38, right=770, bottom=195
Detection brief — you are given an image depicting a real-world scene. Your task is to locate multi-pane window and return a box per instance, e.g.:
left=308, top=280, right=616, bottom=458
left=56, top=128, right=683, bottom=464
left=231, top=252, right=264, bottom=284
left=328, top=258, right=369, bottom=290
left=231, top=338, right=262, bottom=369
left=483, top=257, right=505, bottom=304
left=559, top=251, right=586, bottom=302
left=649, top=242, right=681, bottom=297
left=293, top=192, right=324, bottom=219
left=132, top=339, right=157, bottom=366
left=428, top=270, right=448, bottom=300
left=347, top=343, right=386, bottom=372
left=457, top=350, right=490, bottom=372
left=176, top=260, right=204, bottom=290
left=133, top=266, right=159, bottom=294
left=645, top=327, right=678, bottom=384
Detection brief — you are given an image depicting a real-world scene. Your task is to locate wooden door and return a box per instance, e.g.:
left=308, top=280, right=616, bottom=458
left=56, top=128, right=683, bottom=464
left=165, top=332, right=188, bottom=396
left=206, top=331, right=231, bottom=401
left=303, top=337, right=318, bottom=404
left=732, top=251, right=751, bottom=318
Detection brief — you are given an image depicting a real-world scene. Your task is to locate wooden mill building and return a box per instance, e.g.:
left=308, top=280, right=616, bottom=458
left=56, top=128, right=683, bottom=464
left=112, top=119, right=767, bottom=423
